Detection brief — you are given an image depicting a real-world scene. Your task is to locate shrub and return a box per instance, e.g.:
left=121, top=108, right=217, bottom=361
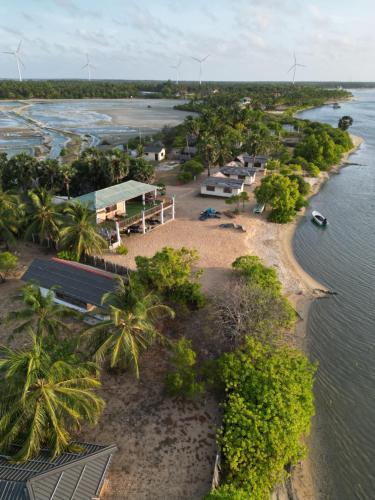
left=174, top=281, right=205, bottom=309
left=165, top=337, right=204, bottom=399
left=217, top=337, right=316, bottom=499
left=135, top=247, right=204, bottom=308
left=265, top=159, right=280, bottom=171
left=288, top=174, right=311, bottom=196
left=157, top=182, right=166, bottom=196
left=0, top=252, right=18, bottom=283
left=56, top=250, right=79, bottom=262
left=116, top=244, right=128, bottom=255
left=232, top=255, right=281, bottom=294
left=306, top=163, right=320, bottom=177
left=177, top=170, right=194, bottom=184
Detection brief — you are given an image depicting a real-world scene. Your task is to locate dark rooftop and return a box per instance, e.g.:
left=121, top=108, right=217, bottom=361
left=22, top=258, right=118, bottom=308
left=202, top=176, right=244, bottom=189
left=220, top=166, right=257, bottom=176
left=144, top=144, right=165, bottom=153
left=0, top=442, right=116, bottom=500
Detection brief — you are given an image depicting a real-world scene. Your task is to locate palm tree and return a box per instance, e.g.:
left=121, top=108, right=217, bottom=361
left=0, top=332, right=104, bottom=462
left=83, top=279, right=174, bottom=377
left=59, top=201, right=107, bottom=261
left=25, top=189, right=62, bottom=246
left=0, top=191, right=23, bottom=249
left=6, top=282, right=78, bottom=338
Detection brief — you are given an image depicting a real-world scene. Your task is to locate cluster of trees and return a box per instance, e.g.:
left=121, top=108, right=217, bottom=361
left=206, top=256, right=315, bottom=499
left=0, top=188, right=107, bottom=260
left=0, top=148, right=155, bottom=199
left=0, top=80, right=351, bottom=106
left=0, top=246, right=205, bottom=461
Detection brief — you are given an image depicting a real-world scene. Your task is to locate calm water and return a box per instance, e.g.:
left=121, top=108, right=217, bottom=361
left=294, top=89, right=375, bottom=499
left=0, top=99, right=190, bottom=158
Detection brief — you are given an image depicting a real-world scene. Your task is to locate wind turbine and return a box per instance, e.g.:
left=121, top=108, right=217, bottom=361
left=191, top=54, right=209, bottom=85
left=82, top=53, right=95, bottom=81
left=170, top=58, right=182, bottom=84
left=2, top=40, right=24, bottom=81
left=287, top=52, right=305, bottom=84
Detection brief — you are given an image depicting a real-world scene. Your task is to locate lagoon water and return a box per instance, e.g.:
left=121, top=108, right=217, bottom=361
left=295, top=89, right=375, bottom=499
left=0, top=98, right=190, bottom=158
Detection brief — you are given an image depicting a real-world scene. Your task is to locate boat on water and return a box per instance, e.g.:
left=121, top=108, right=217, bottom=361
left=312, top=210, right=328, bottom=226
left=333, top=102, right=341, bottom=109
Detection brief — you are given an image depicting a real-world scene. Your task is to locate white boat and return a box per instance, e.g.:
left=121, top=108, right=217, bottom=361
left=312, top=210, right=328, bottom=226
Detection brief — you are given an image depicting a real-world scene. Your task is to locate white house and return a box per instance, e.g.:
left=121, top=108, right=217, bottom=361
left=236, top=154, right=269, bottom=171
left=144, top=144, right=166, bottom=161
left=220, top=166, right=257, bottom=185
left=201, top=176, right=244, bottom=198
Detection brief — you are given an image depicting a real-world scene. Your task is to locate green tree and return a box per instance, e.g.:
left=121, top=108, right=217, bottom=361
left=218, top=337, right=316, bottom=499
left=0, top=252, right=18, bottom=283
left=165, top=337, right=204, bottom=398
left=135, top=247, right=204, bottom=308
left=1, top=153, right=39, bottom=192
left=338, top=115, right=353, bottom=131
left=254, top=174, right=300, bottom=223
left=6, top=282, right=77, bottom=337
left=128, top=157, right=155, bottom=183
left=0, top=333, right=104, bottom=462
left=59, top=201, right=107, bottom=261
left=232, top=255, right=281, bottom=293
left=83, top=279, right=174, bottom=376
left=25, top=189, right=62, bottom=246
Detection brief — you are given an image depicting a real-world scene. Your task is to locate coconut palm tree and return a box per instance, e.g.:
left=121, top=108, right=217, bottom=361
left=0, top=191, right=23, bottom=249
left=25, top=189, right=62, bottom=246
left=59, top=201, right=107, bottom=261
left=6, top=282, right=78, bottom=338
left=83, top=279, right=174, bottom=377
left=0, top=332, right=104, bottom=462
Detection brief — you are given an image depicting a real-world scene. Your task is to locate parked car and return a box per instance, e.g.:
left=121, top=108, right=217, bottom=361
left=253, top=203, right=265, bottom=214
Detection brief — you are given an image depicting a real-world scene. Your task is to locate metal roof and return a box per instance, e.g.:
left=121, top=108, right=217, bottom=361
left=75, top=180, right=157, bottom=211
left=202, top=177, right=244, bottom=189
left=22, top=258, right=118, bottom=308
left=0, top=442, right=117, bottom=500
left=220, top=166, right=257, bottom=176
left=144, top=145, right=165, bottom=153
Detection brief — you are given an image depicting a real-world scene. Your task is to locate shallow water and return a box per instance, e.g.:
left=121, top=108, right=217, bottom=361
left=294, top=89, right=375, bottom=499
left=0, top=98, right=190, bottom=158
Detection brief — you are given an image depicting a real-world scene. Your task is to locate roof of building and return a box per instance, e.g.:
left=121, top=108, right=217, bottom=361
left=0, top=442, right=116, bottom=500
left=237, top=154, right=269, bottom=164
left=144, top=144, right=165, bottom=153
left=220, top=166, right=257, bottom=176
left=75, top=180, right=157, bottom=211
left=22, top=258, right=119, bottom=307
left=202, top=177, right=244, bottom=189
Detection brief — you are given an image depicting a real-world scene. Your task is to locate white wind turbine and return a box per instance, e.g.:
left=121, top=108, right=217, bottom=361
left=287, top=52, right=305, bottom=84
left=82, top=53, right=95, bottom=81
left=170, top=58, right=182, bottom=84
left=191, top=54, right=209, bottom=85
left=2, top=40, right=24, bottom=81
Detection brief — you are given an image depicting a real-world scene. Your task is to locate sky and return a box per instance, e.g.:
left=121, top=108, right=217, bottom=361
left=0, top=0, right=374, bottom=82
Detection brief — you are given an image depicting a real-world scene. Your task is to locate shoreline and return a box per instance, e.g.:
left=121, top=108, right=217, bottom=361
left=276, top=132, right=364, bottom=498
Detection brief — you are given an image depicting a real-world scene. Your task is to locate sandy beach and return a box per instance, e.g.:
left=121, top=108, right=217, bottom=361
left=98, top=133, right=363, bottom=499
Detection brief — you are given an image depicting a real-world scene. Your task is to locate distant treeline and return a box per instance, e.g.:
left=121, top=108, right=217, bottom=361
left=0, top=79, right=352, bottom=105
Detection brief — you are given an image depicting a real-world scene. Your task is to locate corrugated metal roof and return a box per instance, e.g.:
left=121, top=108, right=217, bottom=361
left=75, top=180, right=157, bottom=211
left=202, top=177, right=244, bottom=189
left=22, top=258, right=119, bottom=308
left=0, top=442, right=117, bottom=500
left=220, top=166, right=257, bottom=176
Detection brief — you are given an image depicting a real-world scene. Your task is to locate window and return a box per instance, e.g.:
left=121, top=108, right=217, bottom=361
left=105, top=204, right=117, bottom=213
left=238, top=175, right=246, bottom=180
left=206, top=185, right=215, bottom=192
left=224, top=187, right=232, bottom=194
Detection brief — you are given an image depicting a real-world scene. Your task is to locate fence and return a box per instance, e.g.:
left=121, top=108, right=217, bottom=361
left=81, top=255, right=130, bottom=277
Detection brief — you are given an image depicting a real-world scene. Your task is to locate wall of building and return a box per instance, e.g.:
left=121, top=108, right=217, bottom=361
left=96, top=201, right=126, bottom=223
left=200, top=185, right=243, bottom=197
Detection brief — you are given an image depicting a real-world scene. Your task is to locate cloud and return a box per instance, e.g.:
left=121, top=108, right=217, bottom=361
left=52, top=0, right=99, bottom=18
